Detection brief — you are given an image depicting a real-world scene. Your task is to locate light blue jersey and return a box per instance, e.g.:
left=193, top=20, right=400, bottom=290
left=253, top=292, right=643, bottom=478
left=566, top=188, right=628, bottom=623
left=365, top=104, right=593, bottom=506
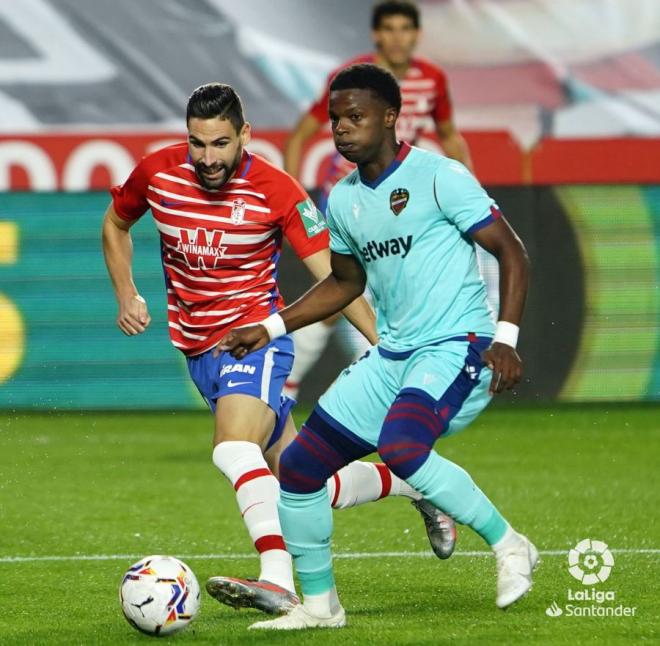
left=326, top=143, right=498, bottom=354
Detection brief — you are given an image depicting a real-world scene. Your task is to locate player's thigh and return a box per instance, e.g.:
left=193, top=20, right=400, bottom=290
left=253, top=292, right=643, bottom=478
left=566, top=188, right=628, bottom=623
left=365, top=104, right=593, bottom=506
left=214, top=394, right=276, bottom=449
left=187, top=337, right=294, bottom=448
left=263, top=412, right=298, bottom=479
left=444, top=370, right=492, bottom=437
left=317, top=348, right=398, bottom=447
left=401, top=339, right=493, bottom=438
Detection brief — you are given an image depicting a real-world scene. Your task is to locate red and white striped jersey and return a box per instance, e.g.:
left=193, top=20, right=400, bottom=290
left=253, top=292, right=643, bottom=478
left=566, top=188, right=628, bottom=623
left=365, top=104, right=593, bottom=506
left=111, top=143, right=329, bottom=356
left=308, top=53, right=453, bottom=196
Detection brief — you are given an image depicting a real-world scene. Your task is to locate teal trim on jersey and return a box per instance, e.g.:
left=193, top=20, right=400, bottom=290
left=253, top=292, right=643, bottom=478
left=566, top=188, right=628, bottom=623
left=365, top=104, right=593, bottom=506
left=327, top=146, right=496, bottom=352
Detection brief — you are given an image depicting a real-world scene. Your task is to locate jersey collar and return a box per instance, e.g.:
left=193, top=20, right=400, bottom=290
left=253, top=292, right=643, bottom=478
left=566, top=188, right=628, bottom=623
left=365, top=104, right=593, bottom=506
left=359, top=142, right=411, bottom=189
left=237, top=149, right=252, bottom=178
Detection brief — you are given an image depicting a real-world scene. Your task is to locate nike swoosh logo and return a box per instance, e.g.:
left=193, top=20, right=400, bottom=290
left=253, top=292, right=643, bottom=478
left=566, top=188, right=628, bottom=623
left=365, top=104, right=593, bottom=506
left=227, top=380, right=252, bottom=388
left=160, top=199, right=188, bottom=208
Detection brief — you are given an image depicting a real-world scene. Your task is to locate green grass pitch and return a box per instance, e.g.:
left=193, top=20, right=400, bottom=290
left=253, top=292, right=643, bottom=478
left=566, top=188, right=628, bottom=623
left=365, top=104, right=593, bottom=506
left=1, top=404, right=658, bottom=645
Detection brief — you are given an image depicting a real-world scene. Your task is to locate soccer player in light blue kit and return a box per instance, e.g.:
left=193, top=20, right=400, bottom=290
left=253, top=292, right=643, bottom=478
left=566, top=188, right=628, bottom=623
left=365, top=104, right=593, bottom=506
left=220, top=63, right=537, bottom=630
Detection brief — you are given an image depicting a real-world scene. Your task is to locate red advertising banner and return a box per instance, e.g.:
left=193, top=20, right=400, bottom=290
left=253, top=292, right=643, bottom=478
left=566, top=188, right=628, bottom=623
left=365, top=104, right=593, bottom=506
left=0, top=132, right=659, bottom=190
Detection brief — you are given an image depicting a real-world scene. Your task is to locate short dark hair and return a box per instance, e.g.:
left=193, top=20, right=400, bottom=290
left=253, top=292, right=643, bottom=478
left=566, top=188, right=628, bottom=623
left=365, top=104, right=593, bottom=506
left=329, top=63, right=402, bottom=113
left=372, top=0, right=420, bottom=30
left=186, top=83, right=245, bottom=132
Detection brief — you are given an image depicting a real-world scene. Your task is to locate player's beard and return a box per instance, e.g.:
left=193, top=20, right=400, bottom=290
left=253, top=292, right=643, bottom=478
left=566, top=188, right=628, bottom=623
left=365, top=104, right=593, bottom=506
left=195, top=146, right=243, bottom=190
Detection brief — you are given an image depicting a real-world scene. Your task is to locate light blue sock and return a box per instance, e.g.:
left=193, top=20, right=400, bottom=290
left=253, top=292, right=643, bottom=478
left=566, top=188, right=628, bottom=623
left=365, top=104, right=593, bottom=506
left=278, top=488, right=335, bottom=595
left=406, top=451, right=508, bottom=546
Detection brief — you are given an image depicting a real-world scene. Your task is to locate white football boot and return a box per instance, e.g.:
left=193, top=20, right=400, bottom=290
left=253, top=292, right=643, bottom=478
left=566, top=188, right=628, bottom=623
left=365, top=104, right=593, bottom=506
left=249, top=604, right=346, bottom=630
left=495, top=533, right=539, bottom=609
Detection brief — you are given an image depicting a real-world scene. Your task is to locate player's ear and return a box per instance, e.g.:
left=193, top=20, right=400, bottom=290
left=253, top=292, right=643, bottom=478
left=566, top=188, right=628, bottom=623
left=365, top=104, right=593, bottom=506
left=384, top=107, right=398, bottom=129
left=240, top=122, right=251, bottom=146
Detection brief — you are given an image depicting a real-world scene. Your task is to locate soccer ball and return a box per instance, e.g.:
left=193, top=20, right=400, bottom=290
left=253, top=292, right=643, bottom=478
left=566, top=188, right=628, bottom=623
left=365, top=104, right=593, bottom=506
left=119, top=555, right=201, bottom=637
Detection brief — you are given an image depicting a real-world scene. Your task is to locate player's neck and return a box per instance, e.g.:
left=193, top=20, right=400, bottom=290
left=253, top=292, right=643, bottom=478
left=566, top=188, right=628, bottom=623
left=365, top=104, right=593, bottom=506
left=358, top=139, right=401, bottom=182
left=374, top=53, right=410, bottom=79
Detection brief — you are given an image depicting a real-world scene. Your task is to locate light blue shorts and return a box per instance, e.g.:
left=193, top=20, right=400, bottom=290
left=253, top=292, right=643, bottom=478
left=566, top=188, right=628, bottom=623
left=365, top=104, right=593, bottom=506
left=317, top=336, right=493, bottom=448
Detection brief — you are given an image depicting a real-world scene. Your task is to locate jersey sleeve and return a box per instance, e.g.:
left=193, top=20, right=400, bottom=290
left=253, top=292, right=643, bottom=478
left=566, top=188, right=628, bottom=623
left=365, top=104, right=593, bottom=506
left=326, top=202, right=353, bottom=256
left=433, top=67, right=453, bottom=123
left=434, top=161, right=501, bottom=235
left=109, top=157, right=151, bottom=221
left=275, top=175, right=329, bottom=259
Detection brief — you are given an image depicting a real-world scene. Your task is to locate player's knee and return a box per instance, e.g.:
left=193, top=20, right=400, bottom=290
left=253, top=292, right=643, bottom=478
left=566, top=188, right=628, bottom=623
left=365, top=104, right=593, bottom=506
left=377, top=392, right=445, bottom=481
left=279, top=428, right=331, bottom=495
left=377, top=427, right=431, bottom=481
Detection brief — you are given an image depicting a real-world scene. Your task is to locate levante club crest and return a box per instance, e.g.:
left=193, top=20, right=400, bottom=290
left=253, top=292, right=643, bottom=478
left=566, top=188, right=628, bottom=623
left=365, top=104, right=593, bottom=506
left=390, top=188, right=409, bottom=215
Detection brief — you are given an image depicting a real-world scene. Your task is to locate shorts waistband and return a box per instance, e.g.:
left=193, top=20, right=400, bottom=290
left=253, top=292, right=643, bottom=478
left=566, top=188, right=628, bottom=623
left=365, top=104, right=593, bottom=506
left=377, top=334, right=493, bottom=361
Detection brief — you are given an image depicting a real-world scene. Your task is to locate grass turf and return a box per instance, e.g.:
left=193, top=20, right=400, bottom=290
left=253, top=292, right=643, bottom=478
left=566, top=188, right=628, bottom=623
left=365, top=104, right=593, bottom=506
left=0, top=404, right=658, bottom=644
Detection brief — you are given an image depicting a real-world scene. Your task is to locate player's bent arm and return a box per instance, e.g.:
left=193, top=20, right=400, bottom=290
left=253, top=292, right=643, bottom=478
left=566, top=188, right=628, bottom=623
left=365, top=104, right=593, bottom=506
left=218, top=252, right=366, bottom=358
left=101, top=204, right=151, bottom=336
left=301, top=249, right=378, bottom=345
left=279, top=251, right=366, bottom=334
left=471, top=218, right=529, bottom=326
left=471, top=217, right=530, bottom=394
left=283, top=113, right=322, bottom=181
left=436, top=119, right=474, bottom=173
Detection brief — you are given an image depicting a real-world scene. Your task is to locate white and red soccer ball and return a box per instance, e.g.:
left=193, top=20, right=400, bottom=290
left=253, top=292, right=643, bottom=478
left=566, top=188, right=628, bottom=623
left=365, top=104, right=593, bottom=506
left=119, top=555, right=201, bottom=637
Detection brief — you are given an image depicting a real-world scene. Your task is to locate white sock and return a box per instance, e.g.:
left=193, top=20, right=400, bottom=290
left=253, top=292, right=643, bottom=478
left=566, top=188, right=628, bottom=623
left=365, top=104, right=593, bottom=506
left=212, top=441, right=295, bottom=592
left=285, top=322, right=334, bottom=398
left=327, top=461, right=422, bottom=509
left=491, top=524, right=519, bottom=555
left=303, top=586, right=341, bottom=617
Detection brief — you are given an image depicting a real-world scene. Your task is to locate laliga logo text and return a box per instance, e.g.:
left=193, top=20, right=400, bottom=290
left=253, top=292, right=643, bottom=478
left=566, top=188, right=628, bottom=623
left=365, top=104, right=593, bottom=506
left=545, top=539, right=637, bottom=618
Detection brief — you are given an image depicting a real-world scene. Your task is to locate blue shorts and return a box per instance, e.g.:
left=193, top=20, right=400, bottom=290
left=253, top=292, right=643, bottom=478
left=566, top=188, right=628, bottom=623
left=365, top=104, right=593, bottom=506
left=186, top=336, right=296, bottom=450
left=317, top=336, right=493, bottom=448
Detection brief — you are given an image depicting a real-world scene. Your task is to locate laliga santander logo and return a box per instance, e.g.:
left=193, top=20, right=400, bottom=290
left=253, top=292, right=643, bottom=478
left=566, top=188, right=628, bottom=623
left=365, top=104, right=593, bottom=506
left=568, top=539, right=615, bottom=585
left=545, top=539, right=637, bottom=619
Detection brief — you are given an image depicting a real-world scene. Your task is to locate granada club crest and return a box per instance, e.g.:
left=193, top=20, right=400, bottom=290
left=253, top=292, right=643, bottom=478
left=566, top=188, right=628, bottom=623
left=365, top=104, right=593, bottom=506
left=231, top=198, right=246, bottom=224
left=390, top=188, right=409, bottom=215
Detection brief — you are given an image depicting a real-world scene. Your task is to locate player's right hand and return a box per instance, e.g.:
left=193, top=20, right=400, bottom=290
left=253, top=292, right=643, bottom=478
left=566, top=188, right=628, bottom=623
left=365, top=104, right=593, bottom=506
left=215, top=324, right=270, bottom=359
left=481, top=342, right=522, bottom=395
left=117, top=294, right=151, bottom=335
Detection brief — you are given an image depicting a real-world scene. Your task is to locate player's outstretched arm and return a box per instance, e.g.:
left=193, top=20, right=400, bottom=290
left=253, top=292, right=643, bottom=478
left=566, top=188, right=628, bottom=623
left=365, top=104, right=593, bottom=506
left=471, top=218, right=530, bottom=395
left=101, top=204, right=151, bottom=336
left=217, top=252, right=366, bottom=359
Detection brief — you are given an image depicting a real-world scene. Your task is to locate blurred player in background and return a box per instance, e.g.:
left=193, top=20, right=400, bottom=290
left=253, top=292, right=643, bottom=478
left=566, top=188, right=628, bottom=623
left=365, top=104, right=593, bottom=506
left=102, top=82, right=457, bottom=618
left=221, top=64, right=536, bottom=630
left=283, top=0, right=473, bottom=400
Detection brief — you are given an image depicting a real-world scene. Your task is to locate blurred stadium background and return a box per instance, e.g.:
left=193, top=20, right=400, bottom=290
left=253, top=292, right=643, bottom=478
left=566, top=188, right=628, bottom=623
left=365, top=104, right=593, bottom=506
left=1, top=0, right=659, bottom=408
left=1, top=2, right=659, bottom=644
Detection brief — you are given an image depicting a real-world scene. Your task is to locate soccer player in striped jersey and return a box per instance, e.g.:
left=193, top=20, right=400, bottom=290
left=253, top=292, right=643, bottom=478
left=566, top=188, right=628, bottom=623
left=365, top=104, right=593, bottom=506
left=220, top=64, right=536, bottom=630
left=283, top=0, right=473, bottom=402
left=102, top=82, right=457, bottom=618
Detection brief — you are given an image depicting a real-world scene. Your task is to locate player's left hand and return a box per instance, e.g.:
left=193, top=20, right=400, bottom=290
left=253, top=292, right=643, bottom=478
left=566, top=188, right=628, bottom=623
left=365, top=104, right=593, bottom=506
left=481, top=342, right=523, bottom=395
left=214, top=324, right=270, bottom=359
